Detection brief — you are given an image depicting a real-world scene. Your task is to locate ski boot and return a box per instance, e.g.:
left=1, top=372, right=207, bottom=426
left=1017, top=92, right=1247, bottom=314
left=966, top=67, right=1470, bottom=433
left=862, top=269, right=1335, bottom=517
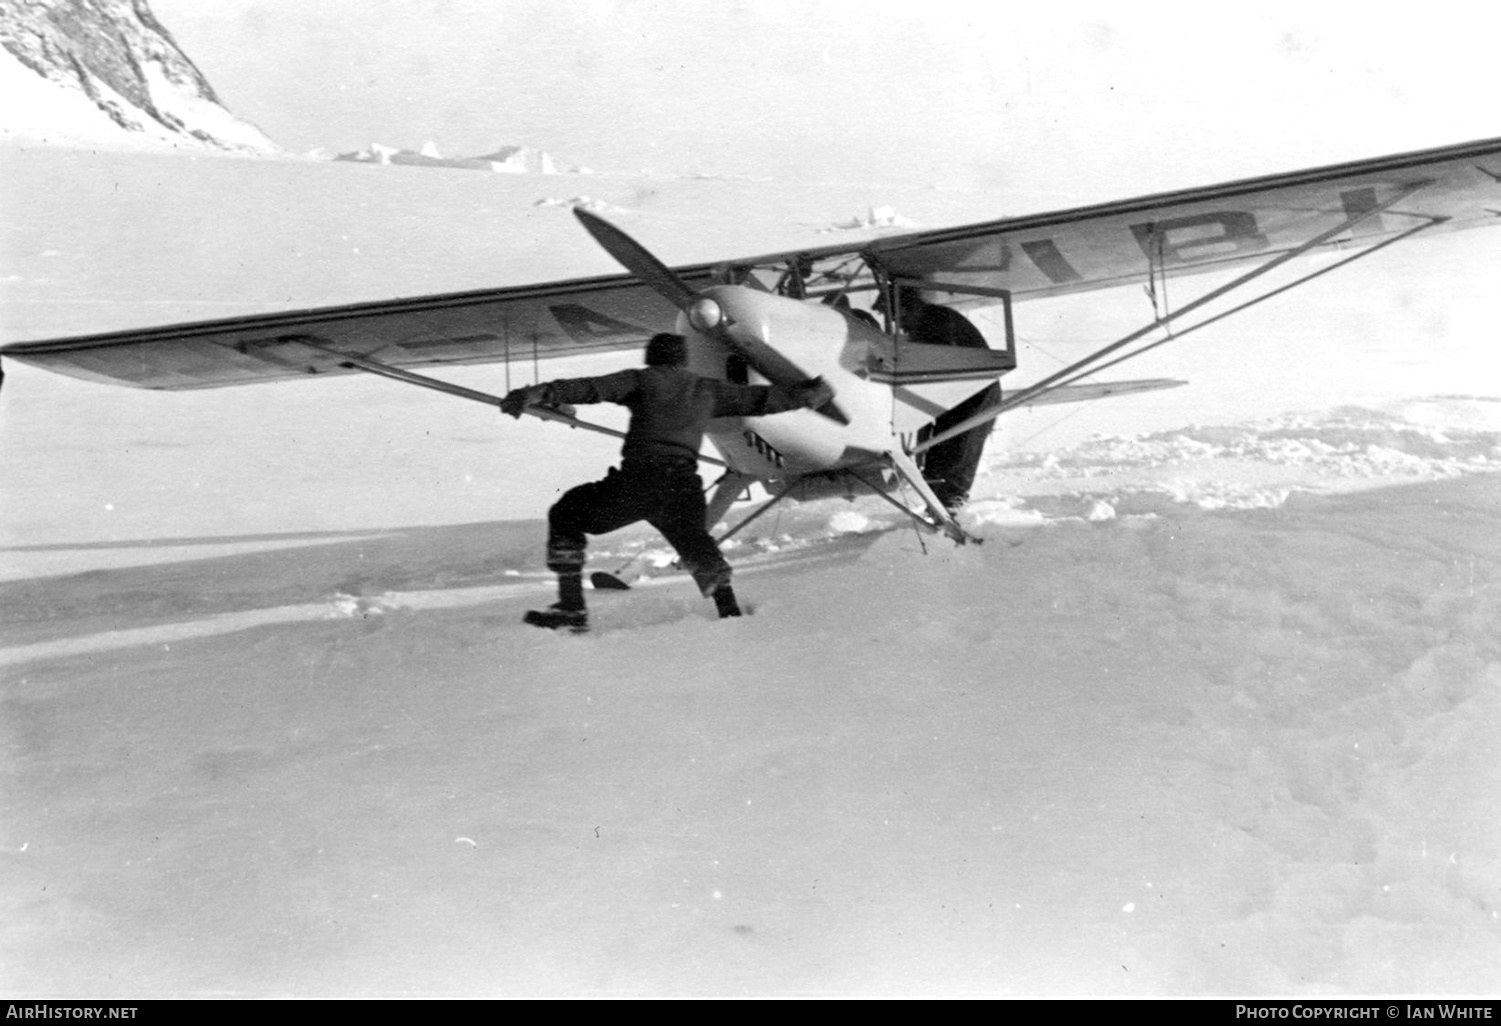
left=523, top=603, right=589, bottom=634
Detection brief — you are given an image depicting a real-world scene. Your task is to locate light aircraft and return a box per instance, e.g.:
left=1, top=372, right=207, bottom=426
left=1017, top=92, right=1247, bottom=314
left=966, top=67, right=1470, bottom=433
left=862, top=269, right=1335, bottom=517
left=4, top=136, right=1501, bottom=561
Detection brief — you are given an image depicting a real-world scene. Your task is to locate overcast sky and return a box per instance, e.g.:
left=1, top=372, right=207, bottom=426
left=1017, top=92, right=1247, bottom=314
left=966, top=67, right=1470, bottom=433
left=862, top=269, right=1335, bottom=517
left=151, top=0, right=1499, bottom=191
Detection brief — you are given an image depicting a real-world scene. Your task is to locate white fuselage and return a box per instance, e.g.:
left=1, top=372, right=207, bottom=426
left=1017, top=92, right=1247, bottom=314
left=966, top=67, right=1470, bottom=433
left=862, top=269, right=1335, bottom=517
left=677, top=285, right=999, bottom=487
left=681, top=286, right=893, bottom=480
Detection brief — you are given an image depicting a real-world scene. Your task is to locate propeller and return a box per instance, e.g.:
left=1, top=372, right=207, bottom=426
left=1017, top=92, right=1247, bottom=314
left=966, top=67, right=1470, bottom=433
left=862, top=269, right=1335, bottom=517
left=573, top=207, right=699, bottom=310
left=573, top=208, right=847, bottom=424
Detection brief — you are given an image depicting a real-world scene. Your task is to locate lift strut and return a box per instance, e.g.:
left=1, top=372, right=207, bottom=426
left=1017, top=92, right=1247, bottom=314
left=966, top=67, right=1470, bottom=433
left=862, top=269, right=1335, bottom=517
left=272, top=336, right=729, bottom=467
left=912, top=180, right=1446, bottom=455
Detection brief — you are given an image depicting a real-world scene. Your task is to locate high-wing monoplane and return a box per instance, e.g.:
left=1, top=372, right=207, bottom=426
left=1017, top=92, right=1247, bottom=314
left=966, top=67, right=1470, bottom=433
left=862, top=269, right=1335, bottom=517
left=5, top=136, right=1501, bottom=550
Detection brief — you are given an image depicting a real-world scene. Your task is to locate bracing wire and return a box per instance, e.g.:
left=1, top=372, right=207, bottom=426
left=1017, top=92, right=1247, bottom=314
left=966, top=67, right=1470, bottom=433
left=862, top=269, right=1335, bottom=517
left=1008, top=401, right=1091, bottom=452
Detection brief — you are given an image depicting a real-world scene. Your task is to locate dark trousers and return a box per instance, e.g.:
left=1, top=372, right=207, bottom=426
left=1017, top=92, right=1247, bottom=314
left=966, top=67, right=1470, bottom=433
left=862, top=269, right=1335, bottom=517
left=547, top=457, right=732, bottom=596
left=921, top=381, right=1001, bottom=507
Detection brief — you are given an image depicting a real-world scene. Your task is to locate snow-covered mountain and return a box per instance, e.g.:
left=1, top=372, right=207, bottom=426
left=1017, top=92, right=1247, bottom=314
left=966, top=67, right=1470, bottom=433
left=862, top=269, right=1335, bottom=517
left=0, top=0, right=276, bottom=153
left=334, top=140, right=588, bottom=175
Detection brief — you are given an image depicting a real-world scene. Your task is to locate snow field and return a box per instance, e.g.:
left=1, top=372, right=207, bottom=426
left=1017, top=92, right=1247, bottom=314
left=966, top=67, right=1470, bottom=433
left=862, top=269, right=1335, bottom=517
left=4, top=453, right=1496, bottom=995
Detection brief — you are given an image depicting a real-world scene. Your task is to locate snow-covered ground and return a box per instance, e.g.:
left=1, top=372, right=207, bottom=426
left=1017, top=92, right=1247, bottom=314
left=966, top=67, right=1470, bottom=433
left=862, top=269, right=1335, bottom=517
left=2, top=146, right=1500, bottom=997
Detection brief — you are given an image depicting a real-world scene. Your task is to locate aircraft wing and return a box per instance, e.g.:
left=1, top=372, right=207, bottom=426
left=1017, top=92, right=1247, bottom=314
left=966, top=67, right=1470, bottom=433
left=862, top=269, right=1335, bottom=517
left=867, top=135, right=1501, bottom=305
left=0, top=270, right=701, bottom=390
left=5, top=135, right=1501, bottom=390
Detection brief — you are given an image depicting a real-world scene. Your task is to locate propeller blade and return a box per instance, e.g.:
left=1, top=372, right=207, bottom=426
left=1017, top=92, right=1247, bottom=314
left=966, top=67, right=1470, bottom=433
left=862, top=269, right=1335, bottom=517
left=573, top=208, right=850, bottom=426
left=573, top=207, right=698, bottom=310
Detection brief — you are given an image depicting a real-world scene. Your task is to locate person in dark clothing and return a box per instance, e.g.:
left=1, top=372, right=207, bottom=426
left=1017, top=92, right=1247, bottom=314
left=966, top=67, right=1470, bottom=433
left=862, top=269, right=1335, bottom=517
left=500, top=332, right=832, bottom=632
left=885, top=285, right=1002, bottom=512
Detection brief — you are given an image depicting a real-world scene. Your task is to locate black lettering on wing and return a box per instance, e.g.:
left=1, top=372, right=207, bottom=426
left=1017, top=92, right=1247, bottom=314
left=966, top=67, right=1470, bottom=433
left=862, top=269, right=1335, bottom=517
left=1130, top=212, right=1270, bottom=264
left=549, top=303, right=651, bottom=343
left=1020, top=239, right=1084, bottom=284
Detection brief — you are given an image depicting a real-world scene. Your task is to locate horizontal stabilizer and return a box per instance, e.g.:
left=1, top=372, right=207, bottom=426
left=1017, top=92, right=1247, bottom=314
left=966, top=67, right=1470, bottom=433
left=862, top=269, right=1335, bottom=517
left=1015, top=378, right=1187, bottom=407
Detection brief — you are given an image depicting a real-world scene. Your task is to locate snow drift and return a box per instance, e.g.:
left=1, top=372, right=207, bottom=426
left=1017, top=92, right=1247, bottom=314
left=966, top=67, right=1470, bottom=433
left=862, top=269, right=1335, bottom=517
left=334, top=142, right=579, bottom=174
left=2, top=401, right=1498, bottom=997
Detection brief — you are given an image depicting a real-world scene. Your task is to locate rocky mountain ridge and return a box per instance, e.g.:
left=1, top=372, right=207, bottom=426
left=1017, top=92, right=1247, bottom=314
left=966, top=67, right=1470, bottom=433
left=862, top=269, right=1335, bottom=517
left=0, top=0, right=276, bottom=153
left=1, top=1, right=590, bottom=173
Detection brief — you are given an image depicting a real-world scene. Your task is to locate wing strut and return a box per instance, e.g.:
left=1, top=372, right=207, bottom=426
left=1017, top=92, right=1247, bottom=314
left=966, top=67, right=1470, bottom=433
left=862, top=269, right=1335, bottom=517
left=913, top=183, right=1445, bottom=456
left=279, top=336, right=733, bottom=467
left=1040, top=213, right=1448, bottom=393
